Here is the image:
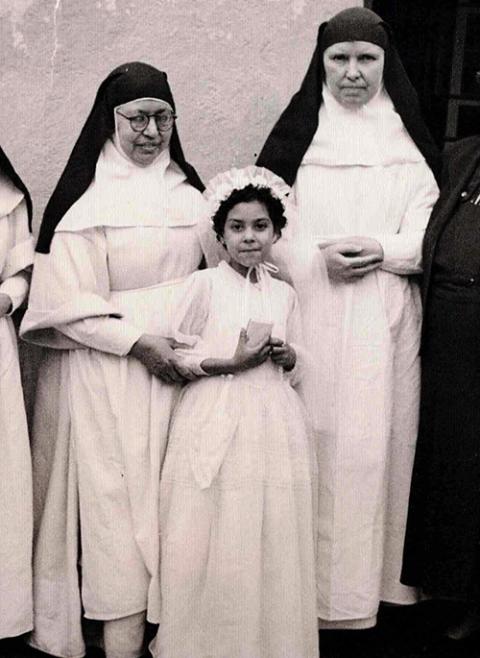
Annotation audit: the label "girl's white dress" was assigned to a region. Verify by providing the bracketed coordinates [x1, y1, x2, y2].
[0, 183, 34, 639]
[150, 261, 319, 658]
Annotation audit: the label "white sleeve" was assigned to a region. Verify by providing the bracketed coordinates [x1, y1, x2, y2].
[0, 199, 34, 313]
[170, 270, 213, 375]
[22, 228, 142, 355]
[374, 162, 439, 275]
[54, 230, 143, 355]
[284, 286, 308, 387]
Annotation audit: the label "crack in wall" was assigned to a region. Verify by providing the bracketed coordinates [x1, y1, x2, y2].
[49, 0, 62, 89]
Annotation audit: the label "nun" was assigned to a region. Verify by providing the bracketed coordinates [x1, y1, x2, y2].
[21, 62, 217, 658]
[0, 147, 34, 640]
[257, 7, 439, 629]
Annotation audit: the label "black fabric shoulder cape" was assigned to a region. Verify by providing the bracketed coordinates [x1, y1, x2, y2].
[36, 62, 204, 253]
[256, 9, 440, 186]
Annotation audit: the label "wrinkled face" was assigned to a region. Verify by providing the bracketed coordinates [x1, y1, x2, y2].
[115, 98, 173, 166]
[323, 41, 384, 107]
[222, 200, 276, 276]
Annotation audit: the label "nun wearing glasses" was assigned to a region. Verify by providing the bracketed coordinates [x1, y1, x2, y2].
[21, 62, 217, 658]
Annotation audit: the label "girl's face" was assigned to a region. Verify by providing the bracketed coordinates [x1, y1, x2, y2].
[323, 40, 384, 107]
[222, 200, 276, 277]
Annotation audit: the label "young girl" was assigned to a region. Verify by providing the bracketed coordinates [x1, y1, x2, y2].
[150, 166, 319, 658]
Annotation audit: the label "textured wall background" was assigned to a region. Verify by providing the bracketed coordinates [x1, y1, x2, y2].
[2, 0, 360, 414]
[0, 0, 359, 233]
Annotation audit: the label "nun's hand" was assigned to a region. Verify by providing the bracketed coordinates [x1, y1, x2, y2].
[0, 293, 12, 318]
[129, 334, 195, 384]
[342, 236, 384, 261]
[323, 241, 383, 282]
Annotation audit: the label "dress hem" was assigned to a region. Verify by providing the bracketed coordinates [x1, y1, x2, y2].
[83, 605, 147, 622]
[318, 615, 377, 630]
[28, 639, 86, 658]
[0, 624, 33, 641]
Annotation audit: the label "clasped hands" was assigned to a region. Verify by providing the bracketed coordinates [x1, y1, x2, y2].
[131, 330, 295, 384]
[321, 236, 384, 282]
[232, 329, 296, 372]
[130, 335, 195, 384]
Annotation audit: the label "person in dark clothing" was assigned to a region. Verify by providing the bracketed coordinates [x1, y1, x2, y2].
[402, 135, 480, 640]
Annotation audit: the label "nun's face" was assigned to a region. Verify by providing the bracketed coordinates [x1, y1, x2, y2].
[115, 98, 173, 166]
[323, 41, 384, 107]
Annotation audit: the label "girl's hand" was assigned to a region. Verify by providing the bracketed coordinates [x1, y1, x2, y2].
[231, 328, 271, 372]
[0, 293, 12, 319]
[269, 337, 296, 371]
[129, 334, 196, 383]
[322, 240, 383, 282]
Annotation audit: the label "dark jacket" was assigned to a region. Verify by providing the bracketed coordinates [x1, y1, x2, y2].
[422, 135, 480, 309]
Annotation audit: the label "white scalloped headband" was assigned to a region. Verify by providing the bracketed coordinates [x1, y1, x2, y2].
[203, 165, 292, 221]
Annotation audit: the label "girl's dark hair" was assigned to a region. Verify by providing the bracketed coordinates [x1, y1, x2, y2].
[212, 184, 287, 242]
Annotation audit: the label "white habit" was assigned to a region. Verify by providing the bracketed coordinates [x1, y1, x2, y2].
[21, 141, 218, 658]
[279, 87, 439, 628]
[0, 180, 34, 639]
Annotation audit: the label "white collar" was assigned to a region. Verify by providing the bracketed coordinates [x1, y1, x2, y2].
[57, 139, 188, 232]
[301, 84, 424, 167]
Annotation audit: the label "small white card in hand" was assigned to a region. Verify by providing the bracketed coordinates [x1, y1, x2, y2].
[246, 320, 273, 344]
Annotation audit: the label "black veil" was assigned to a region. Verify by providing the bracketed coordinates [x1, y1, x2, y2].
[256, 7, 440, 186]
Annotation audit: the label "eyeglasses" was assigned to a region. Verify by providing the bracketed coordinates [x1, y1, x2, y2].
[116, 110, 176, 132]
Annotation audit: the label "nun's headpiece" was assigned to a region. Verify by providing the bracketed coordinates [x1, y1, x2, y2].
[320, 7, 388, 52]
[36, 62, 204, 253]
[256, 7, 440, 185]
[0, 147, 32, 229]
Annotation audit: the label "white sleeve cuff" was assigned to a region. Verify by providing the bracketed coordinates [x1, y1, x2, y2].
[0, 273, 29, 314]
[174, 348, 209, 376]
[372, 232, 424, 275]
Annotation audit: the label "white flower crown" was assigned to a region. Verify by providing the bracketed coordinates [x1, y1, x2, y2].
[204, 165, 291, 220]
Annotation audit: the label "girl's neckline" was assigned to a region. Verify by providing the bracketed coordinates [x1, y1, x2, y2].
[220, 260, 263, 285]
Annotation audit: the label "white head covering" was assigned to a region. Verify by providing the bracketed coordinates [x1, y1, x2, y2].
[301, 84, 425, 168]
[0, 171, 24, 218]
[57, 97, 191, 233]
[57, 138, 184, 232]
[203, 165, 293, 220]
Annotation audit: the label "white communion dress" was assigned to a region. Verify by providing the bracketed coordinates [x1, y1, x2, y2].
[0, 179, 34, 639]
[278, 87, 440, 628]
[20, 141, 218, 658]
[150, 261, 319, 658]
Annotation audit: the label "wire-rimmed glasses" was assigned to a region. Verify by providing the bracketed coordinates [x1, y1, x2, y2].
[116, 110, 176, 132]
